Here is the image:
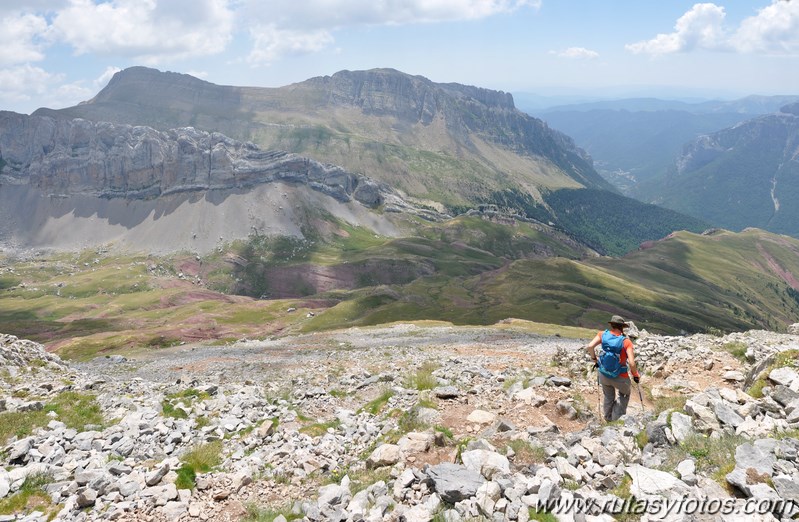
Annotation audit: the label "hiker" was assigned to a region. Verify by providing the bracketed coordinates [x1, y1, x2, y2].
[585, 315, 641, 421]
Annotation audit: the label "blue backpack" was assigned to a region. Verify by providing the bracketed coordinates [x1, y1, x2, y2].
[598, 330, 627, 378]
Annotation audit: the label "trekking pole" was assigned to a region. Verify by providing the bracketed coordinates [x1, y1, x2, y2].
[636, 382, 645, 413]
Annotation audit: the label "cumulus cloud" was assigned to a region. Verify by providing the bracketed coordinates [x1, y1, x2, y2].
[0, 64, 56, 102]
[0, 12, 50, 65]
[0, 64, 95, 111]
[551, 47, 600, 59]
[244, 0, 540, 63]
[94, 66, 122, 90]
[627, 1, 799, 55]
[244, 0, 540, 30]
[626, 3, 728, 55]
[733, 0, 799, 53]
[51, 0, 235, 63]
[247, 25, 335, 65]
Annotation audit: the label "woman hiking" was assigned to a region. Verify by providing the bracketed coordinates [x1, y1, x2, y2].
[585, 315, 641, 421]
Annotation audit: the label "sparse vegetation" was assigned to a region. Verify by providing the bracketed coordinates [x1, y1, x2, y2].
[404, 361, 439, 391]
[176, 441, 224, 490]
[359, 388, 394, 415]
[299, 418, 342, 437]
[722, 341, 748, 362]
[244, 502, 303, 521]
[0, 391, 103, 443]
[506, 439, 548, 464]
[661, 433, 744, 488]
[653, 395, 687, 415]
[0, 473, 54, 518]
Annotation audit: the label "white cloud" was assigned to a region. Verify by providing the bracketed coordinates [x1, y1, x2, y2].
[626, 3, 728, 55]
[247, 25, 335, 65]
[0, 12, 50, 65]
[51, 0, 235, 63]
[0, 64, 56, 102]
[242, 0, 540, 63]
[733, 0, 799, 53]
[0, 64, 99, 112]
[94, 66, 122, 90]
[551, 47, 600, 59]
[244, 0, 540, 30]
[627, 1, 799, 56]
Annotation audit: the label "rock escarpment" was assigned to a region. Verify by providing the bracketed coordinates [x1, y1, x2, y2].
[0, 111, 387, 207]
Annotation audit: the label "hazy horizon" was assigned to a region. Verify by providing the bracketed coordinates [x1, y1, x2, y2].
[1, 1, 798, 114]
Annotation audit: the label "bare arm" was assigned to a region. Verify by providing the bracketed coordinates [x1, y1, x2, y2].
[626, 343, 639, 377]
[586, 333, 602, 362]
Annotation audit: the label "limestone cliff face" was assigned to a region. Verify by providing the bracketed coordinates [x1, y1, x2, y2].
[35, 67, 612, 197]
[0, 111, 385, 206]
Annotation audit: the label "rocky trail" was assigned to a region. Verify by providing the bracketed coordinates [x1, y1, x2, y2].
[3, 323, 799, 521]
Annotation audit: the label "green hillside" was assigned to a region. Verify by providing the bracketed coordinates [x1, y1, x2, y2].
[5, 221, 796, 361]
[300, 228, 799, 335]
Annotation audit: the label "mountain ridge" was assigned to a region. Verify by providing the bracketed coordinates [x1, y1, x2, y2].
[34, 66, 614, 207]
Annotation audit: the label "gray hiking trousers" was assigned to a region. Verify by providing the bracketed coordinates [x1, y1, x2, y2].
[598, 372, 631, 421]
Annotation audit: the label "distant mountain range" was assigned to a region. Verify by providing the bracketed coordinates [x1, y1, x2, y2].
[34, 66, 612, 209]
[11, 66, 709, 256]
[646, 102, 799, 236]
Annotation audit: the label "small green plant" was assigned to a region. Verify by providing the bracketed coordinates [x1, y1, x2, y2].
[634, 430, 649, 449]
[506, 439, 548, 463]
[722, 341, 748, 362]
[328, 389, 350, 399]
[176, 441, 223, 490]
[404, 361, 439, 391]
[358, 388, 394, 415]
[528, 509, 559, 522]
[161, 400, 189, 419]
[299, 418, 341, 437]
[610, 474, 632, 499]
[0, 391, 104, 443]
[434, 425, 453, 440]
[0, 473, 53, 517]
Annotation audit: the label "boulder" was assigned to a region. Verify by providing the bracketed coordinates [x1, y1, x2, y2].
[426, 463, 485, 503]
[433, 386, 461, 399]
[626, 464, 690, 497]
[769, 367, 799, 387]
[366, 444, 402, 469]
[713, 401, 744, 427]
[735, 442, 776, 476]
[669, 412, 694, 442]
[398, 432, 434, 453]
[461, 450, 510, 479]
[466, 410, 497, 424]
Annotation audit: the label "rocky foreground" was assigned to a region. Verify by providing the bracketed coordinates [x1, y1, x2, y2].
[2, 324, 799, 521]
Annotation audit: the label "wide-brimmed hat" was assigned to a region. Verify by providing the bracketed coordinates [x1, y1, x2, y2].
[608, 315, 628, 327]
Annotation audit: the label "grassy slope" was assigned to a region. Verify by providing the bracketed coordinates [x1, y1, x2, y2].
[302, 229, 799, 335]
[4, 222, 799, 360]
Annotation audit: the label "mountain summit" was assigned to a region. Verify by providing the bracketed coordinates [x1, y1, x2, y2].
[36, 67, 613, 208]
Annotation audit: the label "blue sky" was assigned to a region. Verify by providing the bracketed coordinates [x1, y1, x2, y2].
[1, 1, 798, 114]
